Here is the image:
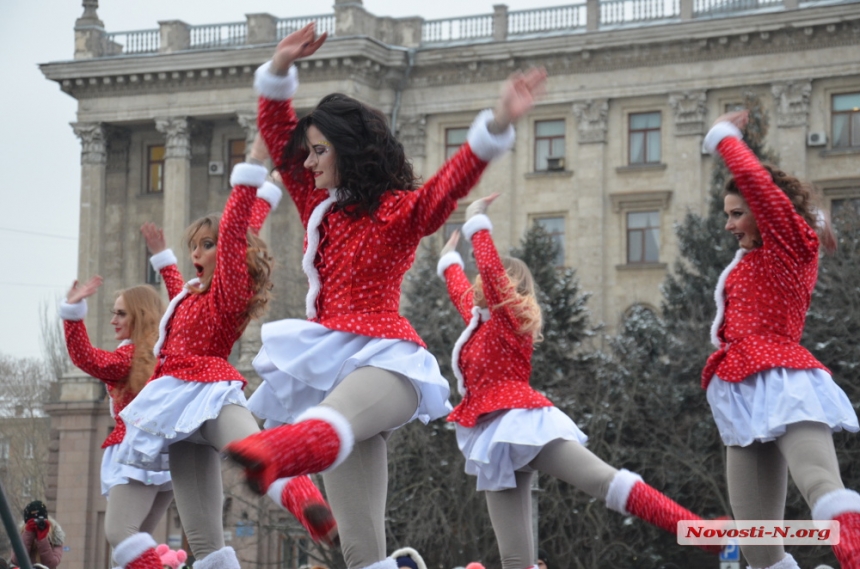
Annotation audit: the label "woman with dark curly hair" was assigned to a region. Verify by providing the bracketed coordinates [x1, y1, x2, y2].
[226, 23, 545, 569]
[702, 110, 859, 569]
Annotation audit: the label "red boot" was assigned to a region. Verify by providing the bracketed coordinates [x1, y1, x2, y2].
[114, 533, 162, 569]
[268, 475, 338, 545]
[812, 488, 860, 569]
[225, 406, 354, 494]
[606, 469, 721, 554]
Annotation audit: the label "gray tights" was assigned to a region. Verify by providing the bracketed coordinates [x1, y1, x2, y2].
[168, 404, 261, 560]
[727, 421, 844, 569]
[318, 366, 420, 569]
[105, 481, 174, 549]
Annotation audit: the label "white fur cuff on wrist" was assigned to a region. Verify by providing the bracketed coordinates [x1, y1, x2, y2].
[256, 182, 283, 211]
[702, 121, 743, 155]
[437, 251, 464, 278]
[467, 109, 516, 162]
[462, 214, 493, 241]
[59, 299, 87, 321]
[254, 61, 299, 101]
[149, 249, 177, 271]
[231, 163, 268, 188]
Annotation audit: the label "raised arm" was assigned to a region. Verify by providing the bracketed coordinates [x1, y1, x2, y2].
[703, 112, 818, 264]
[437, 230, 474, 324]
[142, 223, 184, 298]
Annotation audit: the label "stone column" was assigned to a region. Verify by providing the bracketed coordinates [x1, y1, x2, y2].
[586, 0, 600, 31]
[74, 0, 106, 59]
[771, 80, 811, 179]
[493, 5, 509, 41]
[155, 117, 192, 274]
[159, 20, 190, 53]
[679, 0, 694, 20]
[246, 13, 277, 44]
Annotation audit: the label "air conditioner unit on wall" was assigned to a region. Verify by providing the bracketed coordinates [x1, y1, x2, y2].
[546, 157, 565, 171]
[208, 161, 225, 175]
[807, 132, 827, 147]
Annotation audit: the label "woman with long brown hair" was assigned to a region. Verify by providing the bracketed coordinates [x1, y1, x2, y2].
[60, 278, 173, 563]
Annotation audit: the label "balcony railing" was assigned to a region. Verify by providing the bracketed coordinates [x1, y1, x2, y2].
[422, 14, 495, 43]
[189, 22, 246, 49]
[277, 15, 336, 39]
[694, 0, 783, 16]
[508, 4, 587, 36]
[601, 0, 680, 25]
[105, 29, 160, 55]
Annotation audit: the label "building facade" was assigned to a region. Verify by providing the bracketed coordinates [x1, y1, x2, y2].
[40, 0, 860, 567]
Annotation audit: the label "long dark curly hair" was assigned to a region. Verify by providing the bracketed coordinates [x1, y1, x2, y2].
[284, 93, 419, 218]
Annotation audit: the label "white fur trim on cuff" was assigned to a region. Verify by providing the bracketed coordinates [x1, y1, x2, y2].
[702, 121, 743, 155]
[230, 163, 268, 188]
[114, 532, 156, 567]
[59, 299, 87, 321]
[462, 214, 493, 241]
[437, 251, 464, 279]
[266, 477, 291, 509]
[364, 558, 398, 569]
[390, 548, 428, 569]
[467, 108, 515, 162]
[752, 553, 799, 569]
[605, 469, 644, 515]
[256, 182, 283, 211]
[295, 406, 355, 472]
[194, 546, 240, 569]
[812, 488, 860, 520]
[149, 249, 177, 271]
[254, 61, 299, 101]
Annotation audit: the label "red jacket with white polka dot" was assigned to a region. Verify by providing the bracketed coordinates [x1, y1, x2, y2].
[258, 86, 505, 348]
[440, 216, 553, 427]
[701, 134, 828, 389]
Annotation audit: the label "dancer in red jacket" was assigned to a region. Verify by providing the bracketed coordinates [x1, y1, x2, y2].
[437, 194, 719, 569]
[115, 137, 335, 569]
[225, 23, 545, 569]
[59, 276, 173, 563]
[702, 110, 859, 569]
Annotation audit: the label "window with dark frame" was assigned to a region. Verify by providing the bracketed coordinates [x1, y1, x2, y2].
[445, 128, 469, 160]
[534, 120, 566, 171]
[228, 139, 247, 172]
[533, 216, 565, 266]
[627, 211, 660, 264]
[832, 93, 860, 148]
[628, 112, 661, 165]
[147, 144, 166, 193]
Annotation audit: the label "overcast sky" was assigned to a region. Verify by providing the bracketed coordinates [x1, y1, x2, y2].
[0, 0, 576, 360]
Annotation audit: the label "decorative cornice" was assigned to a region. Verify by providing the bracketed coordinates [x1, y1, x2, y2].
[71, 122, 106, 165]
[668, 90, 707, 136]
[572, 99, 608, 144]
[155, 116, 190, 159]
[771, 79, 812, 128]
[609, 190, 672, 212]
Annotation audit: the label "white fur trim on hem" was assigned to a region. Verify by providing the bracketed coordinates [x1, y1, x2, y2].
[363, 558, 397, 569]
[390, 548, 428, 569]
[812, 488, 860, 520]
[295, 405, 355, 471]
[605, 468, 643, 515]
[702, 121, 743, 155]
[302, 189, 338, 319]
[467, 109, 515, 162]
[255, 61, 299, 101]
[59, 299, 87, 321]
[194, 546, 240, 569]
[437, 251, 464, 278]
[114, 532, 156, 567]
[750, 553, 799, 569]
[230, 163, 268, 188]
[710, 248, 747, 348]
[462, 214, 493, 241]
[257, 182, 283, 211]
[149, 249, 177, 271]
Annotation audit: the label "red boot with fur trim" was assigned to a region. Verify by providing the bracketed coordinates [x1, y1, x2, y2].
[114, 533, 162, 569]
[267, 476, 338, 545]
[812, 488, 860, 569]
[225, 406, 354, 494]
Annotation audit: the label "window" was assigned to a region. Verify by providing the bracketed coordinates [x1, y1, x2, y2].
[0, 439, 8, 461]
[832, 93, 860, 148]
[443, 221, 475, 275]
[280, 534, 310, 569]
[533, 216, 565, 266]
[725, 102, 746, 113]
[144, 251, 162, 286]
[445, 128, 469, 160]
[627, 211, 660, 264]
[24, 440, 34, 459]
[832, 197, 860, 217]
[228, 139, 246, 171]
[629, 112, 661, 165]
[534, 120, 565, 171]
[22, 477, 33, 498]
[147, 145, 166, 193]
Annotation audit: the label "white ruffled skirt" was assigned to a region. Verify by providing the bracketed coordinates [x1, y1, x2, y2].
[248, 319, 452, 428]
[100, 443, 173, 497]
[707, 367, 859, 447]
[456, 406, 589, 492]
[117, 376, 248, 470]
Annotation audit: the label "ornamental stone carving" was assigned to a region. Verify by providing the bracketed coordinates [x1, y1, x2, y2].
[771, 80, 812, 128]
[572, 99, 609, 144]
[668, 90, 707, 136]
[236, 111, 258, 152]
[71, 122, 107, 165]
[155, 116, 191, 159]
[397, 114, 427, 158]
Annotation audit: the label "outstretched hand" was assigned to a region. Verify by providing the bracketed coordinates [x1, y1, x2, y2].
[466, 192, 500, 220]
[141, 222, 166, 254]
[66, 276, 103, 305]
[491, 68, 547, 133]
[713, 109, 749, 131]
[441, 230, 460, 257]
[272, 22, 327, 75]
[249, 134, 270, 164]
